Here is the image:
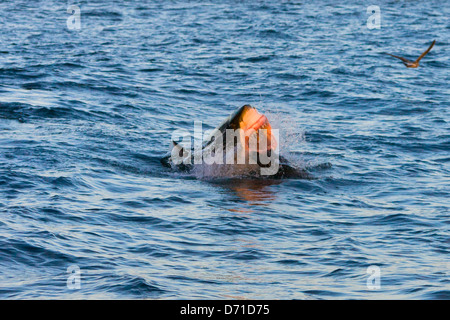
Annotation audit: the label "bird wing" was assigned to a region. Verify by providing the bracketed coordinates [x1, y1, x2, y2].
[414, 40, 436, 64]
[385, 53, 413, 64]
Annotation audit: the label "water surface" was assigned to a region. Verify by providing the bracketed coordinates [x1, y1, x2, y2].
[0, 0, 449, 299]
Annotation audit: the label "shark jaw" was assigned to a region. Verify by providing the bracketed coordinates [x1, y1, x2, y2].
[236, 105, 277, 154]
[167, 105, 281, 176]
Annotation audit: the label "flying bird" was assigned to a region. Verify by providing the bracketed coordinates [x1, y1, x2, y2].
[385, 40, 436, 68]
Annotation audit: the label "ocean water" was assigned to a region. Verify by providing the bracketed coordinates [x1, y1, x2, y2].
[0, 0, 449, 299]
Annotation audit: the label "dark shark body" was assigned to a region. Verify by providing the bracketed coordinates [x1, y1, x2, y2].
[161, 105, 310, 179]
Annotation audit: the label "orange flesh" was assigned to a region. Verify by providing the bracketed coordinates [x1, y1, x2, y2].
[238, 107, 277, 152]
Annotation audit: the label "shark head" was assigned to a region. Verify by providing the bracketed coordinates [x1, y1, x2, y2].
[205, 105, 277, 154]
[164, 105, 281, 176]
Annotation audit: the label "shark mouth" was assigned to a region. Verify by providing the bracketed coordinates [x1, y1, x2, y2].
[237, 106, 277, 153]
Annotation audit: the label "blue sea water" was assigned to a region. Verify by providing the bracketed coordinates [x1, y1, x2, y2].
[0, 0, 449, 299]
